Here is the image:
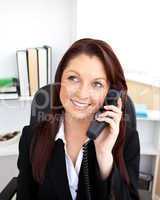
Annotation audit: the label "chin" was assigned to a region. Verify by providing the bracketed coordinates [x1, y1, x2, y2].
[69, 109, 94, 121]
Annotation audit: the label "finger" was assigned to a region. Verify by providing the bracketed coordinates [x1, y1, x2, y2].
[98, 111, 122, 122]
[96, 116, 116, 129]
[117, 97, 122, 109]
[104, 104, 122, 114]
[98, 111, 116, 118]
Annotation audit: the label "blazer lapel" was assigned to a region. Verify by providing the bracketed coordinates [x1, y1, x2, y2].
[46, 139, 72, 199]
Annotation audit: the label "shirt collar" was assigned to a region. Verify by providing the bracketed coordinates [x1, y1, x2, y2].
[55, 117, 90, 144]
[55, 117, 66, 144]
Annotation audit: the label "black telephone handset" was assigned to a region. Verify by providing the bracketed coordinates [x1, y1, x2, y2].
[87, 89, 121, 140]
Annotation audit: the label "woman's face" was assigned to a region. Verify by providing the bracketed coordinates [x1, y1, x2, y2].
[60, 54, 110, 120]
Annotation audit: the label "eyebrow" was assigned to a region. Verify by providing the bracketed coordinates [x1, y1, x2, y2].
[65, 70, 107, 81]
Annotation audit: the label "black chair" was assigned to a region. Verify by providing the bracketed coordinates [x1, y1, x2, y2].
[0, 84, 137, 200]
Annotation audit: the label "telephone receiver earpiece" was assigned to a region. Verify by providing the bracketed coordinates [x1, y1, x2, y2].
[87, 88, 122, 140]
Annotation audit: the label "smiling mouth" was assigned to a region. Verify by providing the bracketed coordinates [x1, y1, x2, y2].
[71, 99, 91, 109]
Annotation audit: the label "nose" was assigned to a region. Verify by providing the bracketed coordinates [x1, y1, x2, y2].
[76, 83, 90, 100]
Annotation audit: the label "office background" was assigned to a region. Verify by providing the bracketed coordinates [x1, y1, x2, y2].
[0, 0, 160, 199]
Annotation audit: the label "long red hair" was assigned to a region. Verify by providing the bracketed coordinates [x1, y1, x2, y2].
[30, 38, 129, 185]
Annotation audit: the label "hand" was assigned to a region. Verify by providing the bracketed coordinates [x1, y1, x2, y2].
[94, 97, 122, 154]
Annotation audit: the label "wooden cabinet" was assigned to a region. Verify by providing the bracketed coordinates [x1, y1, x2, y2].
[154, 156, 160, 199]
[127, 80, 160, 199]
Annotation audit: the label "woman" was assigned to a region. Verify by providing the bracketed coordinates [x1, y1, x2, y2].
[16, 38, 140, 200]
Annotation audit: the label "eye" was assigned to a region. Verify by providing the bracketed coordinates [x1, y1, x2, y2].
[93, 81, 104, 88]
[67, 75, 79, 82]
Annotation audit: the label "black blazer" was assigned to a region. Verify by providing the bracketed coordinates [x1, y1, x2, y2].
[16, 125, 140, 200]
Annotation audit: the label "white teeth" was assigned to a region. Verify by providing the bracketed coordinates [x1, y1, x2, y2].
[71, 100, 89, 108]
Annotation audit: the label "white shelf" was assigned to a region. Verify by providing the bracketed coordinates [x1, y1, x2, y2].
[18, 96, 33, 101]
[137, 118, 160, 122]
[137, 110, 160, 121]
[0, 96, 33, 101]
[141, 144, 160, 156]
[0, 142, 19, 156]
[0, 133, 21, 156]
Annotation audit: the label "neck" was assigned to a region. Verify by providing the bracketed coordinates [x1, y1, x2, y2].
[64, 112, 94, 141]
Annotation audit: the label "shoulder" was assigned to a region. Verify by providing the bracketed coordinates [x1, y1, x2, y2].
[19, 125, 36, 150]
[125, 126, 139, 146]
[21, 125, 34, 140]
[123, 126, 140, 159]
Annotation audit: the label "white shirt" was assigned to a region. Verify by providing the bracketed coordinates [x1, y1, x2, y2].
[55, 118, 89, 200]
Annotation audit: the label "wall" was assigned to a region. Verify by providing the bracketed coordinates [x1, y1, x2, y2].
[76, 0, 160, 85]
[0, 0, 77, 80]
[0, 0, 77, 192]
[0, 0, 77, 132]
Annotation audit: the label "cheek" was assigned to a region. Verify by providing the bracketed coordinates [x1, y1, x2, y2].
[60, 83, 76, 104]
[60, 85, 68, 104]
[90, 93, 107, 112]
[91, 86, 109, 110]
[63, 79, 80, 95]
